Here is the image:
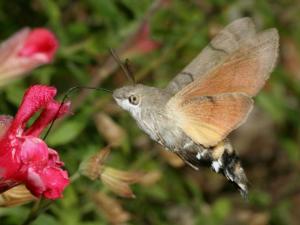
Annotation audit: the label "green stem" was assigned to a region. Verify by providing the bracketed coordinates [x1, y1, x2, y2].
[21, 199, 52, 225]
[70, 171, 81, 182]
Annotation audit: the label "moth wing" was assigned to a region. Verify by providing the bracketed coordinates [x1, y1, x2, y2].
[165, 17, 256, 94]
[167, 93, 253, 147]
[176, 28, 279, 98]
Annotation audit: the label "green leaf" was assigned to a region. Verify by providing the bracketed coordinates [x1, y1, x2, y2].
[32, 214, 58, 225]
[4, 81, 27, 106]
[281, 139, 300, 161]
[47, 120, 86, 146]
[212, 198, 232, 221]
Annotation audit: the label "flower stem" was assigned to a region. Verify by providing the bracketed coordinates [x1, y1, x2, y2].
[70, 171, 81, 182]
[21, 199, 52, 225]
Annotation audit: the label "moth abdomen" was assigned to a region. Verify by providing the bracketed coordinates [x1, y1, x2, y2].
[211, 143, 248, 198]
[176, 139, 248, 198]
[223, 153, 248, 198]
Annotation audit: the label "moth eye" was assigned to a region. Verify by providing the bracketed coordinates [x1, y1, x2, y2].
[128, 95, 139, 105]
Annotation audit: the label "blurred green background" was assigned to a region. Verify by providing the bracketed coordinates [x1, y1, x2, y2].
[1, 0, 300, 224]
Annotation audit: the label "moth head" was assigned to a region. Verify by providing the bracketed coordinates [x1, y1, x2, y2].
[113, 84, 169, 119]
[113, 84, 146, 114]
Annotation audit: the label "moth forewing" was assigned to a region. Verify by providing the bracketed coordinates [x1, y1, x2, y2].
[165, 17, 257, 94]
[253, 28, 279, 80]
[171, 29, 279, 100]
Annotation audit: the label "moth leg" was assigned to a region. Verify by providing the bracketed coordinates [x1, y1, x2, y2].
[176, 147, 212, 171]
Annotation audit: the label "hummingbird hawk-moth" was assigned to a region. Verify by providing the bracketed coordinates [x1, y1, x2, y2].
[113, 18, 279, 197]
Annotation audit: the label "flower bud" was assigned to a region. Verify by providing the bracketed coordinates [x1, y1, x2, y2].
[0, 28, 58, 86]
[0, 185, 36, 207]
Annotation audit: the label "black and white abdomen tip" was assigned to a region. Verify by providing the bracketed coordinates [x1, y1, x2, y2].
[211, 149, 248, 198]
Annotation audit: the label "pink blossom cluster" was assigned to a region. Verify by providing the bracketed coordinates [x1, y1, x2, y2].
[0, 28, 69, 199]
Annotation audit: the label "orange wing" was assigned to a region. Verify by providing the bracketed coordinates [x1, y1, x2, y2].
[166, 21, 278, 147]
[165, 17, 257, 94]
[175, 29, 279, 98]
[167, 93, 253, 147]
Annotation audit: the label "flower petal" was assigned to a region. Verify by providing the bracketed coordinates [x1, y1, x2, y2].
[124, 22, 160, 57]
[0, 29, 59, 86]
[40, 167, 69, 199]
[0, 144, 23, 181]
[48, 148, 64, 167]
[25, 100, 71, 137]
[10, 85, 57, 133]
[26, 167, 45, 197]
[0, 28, 30, 64]
[18, 28, 58, 63]
[20, 137, 49, 166]
[0, 180, 19, 194]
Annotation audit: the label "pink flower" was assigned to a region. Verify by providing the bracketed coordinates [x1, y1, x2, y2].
[0, 85, 70, 199]
[133, 23, 160, 53]
[0, 28, 58, 86]
[18, 29, 58, 62]
[124, 22, 160, 58]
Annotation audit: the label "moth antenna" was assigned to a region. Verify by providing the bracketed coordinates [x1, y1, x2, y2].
[43, 86, 112, 140]
[125, 58, 135, 84]
[109, 48, 135, 84]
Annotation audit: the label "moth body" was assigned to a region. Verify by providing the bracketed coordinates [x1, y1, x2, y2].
[113, 84, 248, 196]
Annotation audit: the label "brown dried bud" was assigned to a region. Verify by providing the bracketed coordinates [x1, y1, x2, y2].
[93, 192, 131, 224]
[0, 185, 36, 207]
[79, 147, 110, 180]
[101, 167, 143, 198]
[80, 147, 144, 198]
[139, 170, 162, 186]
